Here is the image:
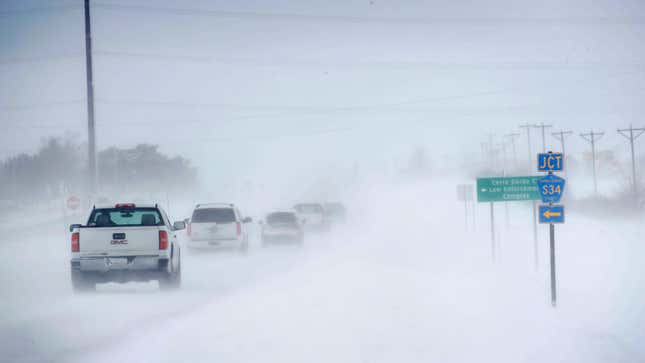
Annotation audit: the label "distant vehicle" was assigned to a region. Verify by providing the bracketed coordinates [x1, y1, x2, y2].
[323, 202, 347, 224]
[186, 203, 252, 253]
[293, 203, 328, 231]
[260, 211, 304, 246]
[69, 203, 184, 292]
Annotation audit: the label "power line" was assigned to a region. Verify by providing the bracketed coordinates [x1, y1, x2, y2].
[93, 50, 645, 70]
[0, 54, 83, 65]
[0, 4, 79, 17]
[95, 89, 519, 112]
[0, 99, 84, 111]
[91, 3, 645, 26]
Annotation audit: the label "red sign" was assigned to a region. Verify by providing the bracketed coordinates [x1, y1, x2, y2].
[67, 196, 81, 210]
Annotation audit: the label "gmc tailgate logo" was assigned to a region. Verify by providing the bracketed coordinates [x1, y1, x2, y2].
[111, 233, 127, 245]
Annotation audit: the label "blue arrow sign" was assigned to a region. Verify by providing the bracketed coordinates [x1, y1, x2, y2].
[539, 205, 565, 224]
[537, 174, 566, 203]
[537, 153, 564, 172]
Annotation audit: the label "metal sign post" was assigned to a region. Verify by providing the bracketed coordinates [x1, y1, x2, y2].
[532, 200, 538, 270]
[537, 152, 566, 307]
[457, 184, 475, 231]
[549, 223, 556, 305]
[477, 176, 541, 263]
[490, 202, 495, 261]
[464, 197, 469, 231]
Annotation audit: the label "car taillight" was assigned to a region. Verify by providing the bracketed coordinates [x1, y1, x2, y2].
[71, 232, 80, 252]
[236, 222, 241, 236]
[187, 223, 191, 236]
[159, 230, 168, 250]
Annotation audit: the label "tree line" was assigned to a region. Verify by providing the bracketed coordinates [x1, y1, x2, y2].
[0, 137, 197, 203]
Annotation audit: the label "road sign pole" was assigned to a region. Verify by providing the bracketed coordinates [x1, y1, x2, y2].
[457, 184, 475, 231]
[537, 151, 565, 308]
[464, 198, 469, 231]
[477, 176, 542, 264]
[532, 200, 538, 270]
[490, 202, 496, 262]
[549, 222, 557, 307]
[472, 199, 476, 231]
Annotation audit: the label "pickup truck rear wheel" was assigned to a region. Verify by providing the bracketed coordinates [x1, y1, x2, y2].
[159, 255, 181, 291]
[239, 239, 249, 255]
[70, 270, 95, 292]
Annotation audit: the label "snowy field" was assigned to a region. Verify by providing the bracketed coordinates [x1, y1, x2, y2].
[0, 178, 643, 363]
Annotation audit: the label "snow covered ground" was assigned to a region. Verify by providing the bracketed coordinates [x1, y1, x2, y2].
[0, 178, 643, 363]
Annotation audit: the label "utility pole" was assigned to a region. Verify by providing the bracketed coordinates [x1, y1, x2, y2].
[84, 0, 96, 194]
[535, 122, 553, 152]
[580, 130, 605, 196]
[499, 141, 508, 167]
[487, 133, 496, 171]
[480, 142, 488, 167]
[551, 130, 573, 178]
[505, 132, 520, 168]
[520, 123, 539, 270]
[519, 124, 537, 171]
[617, 125, 645, 197]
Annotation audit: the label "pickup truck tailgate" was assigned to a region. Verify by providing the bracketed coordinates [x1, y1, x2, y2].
[79, 227, 161, 256]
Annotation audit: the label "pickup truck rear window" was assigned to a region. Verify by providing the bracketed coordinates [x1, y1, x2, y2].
[191, 208, 236, 223]
[87, 208, 164, 227]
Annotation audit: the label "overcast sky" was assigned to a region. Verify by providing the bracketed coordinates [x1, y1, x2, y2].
[1, 0, 645, 183]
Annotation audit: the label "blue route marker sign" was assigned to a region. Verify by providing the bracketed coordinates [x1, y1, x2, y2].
[537, 174, 566, 204]
[537, 153, 564, 172]
[539, 205, 565, 224]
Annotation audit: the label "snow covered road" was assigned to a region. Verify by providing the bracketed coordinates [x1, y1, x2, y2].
[1, 180, 644, 363]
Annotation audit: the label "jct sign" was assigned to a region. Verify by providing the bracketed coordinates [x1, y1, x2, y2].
[537, 153, 564, 172]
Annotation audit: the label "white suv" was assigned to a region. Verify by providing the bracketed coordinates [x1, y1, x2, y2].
[294, 203, 329, 232]
[187, 203, 252, 253]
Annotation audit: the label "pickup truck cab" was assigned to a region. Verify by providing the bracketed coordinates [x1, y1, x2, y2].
[69, 203, 184, 291]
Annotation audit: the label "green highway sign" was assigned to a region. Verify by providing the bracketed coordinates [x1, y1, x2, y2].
[476, 176, 541, 202]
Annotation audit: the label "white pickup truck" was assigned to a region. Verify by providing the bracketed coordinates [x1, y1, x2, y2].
[69, 203, 184, 291]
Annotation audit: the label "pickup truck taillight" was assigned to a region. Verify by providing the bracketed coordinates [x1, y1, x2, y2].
[71, 232, 80, 252]
[159, 230, 168, 250]
[115, 203, 136, 209]
[236, 222, 241, 236]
